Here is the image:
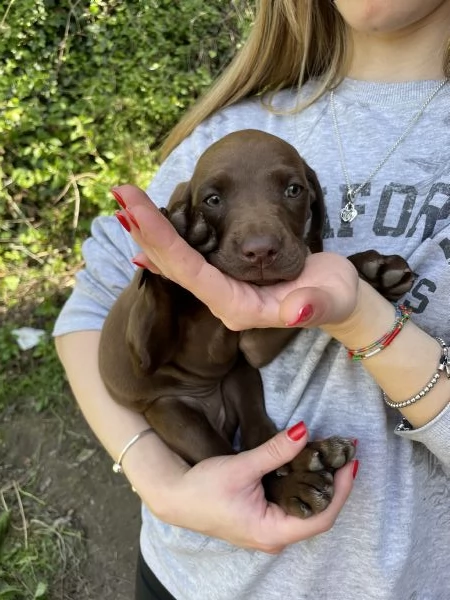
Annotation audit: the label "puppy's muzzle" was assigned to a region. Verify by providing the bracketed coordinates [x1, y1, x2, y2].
[239, 234, 281, 268]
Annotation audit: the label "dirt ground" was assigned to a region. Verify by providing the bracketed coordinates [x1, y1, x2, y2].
[1, 393, 142, 599]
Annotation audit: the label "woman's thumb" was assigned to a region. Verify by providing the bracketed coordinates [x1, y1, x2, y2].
[238, 422, 308, 479]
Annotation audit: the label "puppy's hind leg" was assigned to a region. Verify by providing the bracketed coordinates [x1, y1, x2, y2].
[144, 397, 236, 466]
[222, 357, 278, 452]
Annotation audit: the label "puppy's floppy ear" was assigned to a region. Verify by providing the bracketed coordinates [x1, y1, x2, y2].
[304, 164, 325, 254]
[126, 270, 179, 376]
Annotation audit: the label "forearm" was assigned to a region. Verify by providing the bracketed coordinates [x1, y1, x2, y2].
[54, 331, 356, 550]
[54, 330, 187, 515]
[323, 280, 450, 429]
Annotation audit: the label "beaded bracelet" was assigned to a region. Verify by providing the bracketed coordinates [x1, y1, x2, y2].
[346, 304, 412, 361]
[383, 337, 450, 409]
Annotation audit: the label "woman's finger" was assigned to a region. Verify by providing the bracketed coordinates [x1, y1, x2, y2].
[131, 253, 162, 275]
[114, 186, 234, 301]
[279, 286, 354, 328]
[279, 287, 333, 327]
[233, 422, 309, 480]
[114, 185, 283, 328]
[278, 255, 359, 328]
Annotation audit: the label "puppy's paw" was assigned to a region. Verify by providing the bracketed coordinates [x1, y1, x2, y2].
[162, 204, 189, 239]
[348, 250, 415, 301]
[162, 205, 218, 255]
[263, 436, 355, 518]
[186, 211, 218, 254]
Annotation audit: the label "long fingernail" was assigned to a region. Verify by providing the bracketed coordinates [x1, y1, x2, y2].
[111, 188, 126, 208]
[115, 210, 131, 232]
[131, 258, 147, 269]
[126, 209, 140, 230]
[352, 460, 359, 479]
[286, 304, 314, 327]
[287, 421, 307, 441]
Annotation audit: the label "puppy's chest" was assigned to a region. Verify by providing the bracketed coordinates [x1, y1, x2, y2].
[175, 303, 240, 375]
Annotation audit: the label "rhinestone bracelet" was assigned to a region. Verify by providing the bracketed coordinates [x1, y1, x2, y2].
[383, 337, 450, 409]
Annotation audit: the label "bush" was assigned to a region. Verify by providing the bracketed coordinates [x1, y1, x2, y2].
[0, 0, 253, 308]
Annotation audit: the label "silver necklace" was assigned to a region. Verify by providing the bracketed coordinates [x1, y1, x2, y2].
[330, 79, 448, 223]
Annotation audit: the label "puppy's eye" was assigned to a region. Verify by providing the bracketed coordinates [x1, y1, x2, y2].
[284, 184, 302, 198]
[203, 194, 221, 207]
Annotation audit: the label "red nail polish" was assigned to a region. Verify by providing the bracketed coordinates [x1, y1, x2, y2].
[126, 209, 140, 230]
[287, 304, 314, 327]
[352, 460, 359, 479]
[115, 210, 131, 232]
[352, 439, 358, 447]
[111, 189, 126, 208]
[131, 258, 147, 269]
[287, 421, 307, 442]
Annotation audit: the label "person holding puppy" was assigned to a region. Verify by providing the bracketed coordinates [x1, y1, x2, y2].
[54, 1, 450, 599]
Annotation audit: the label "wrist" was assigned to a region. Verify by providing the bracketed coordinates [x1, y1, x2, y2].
[120, 431, 188, 521]
[322, 280, 396, 348]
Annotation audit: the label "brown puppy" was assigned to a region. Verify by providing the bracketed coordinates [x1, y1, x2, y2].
[99, 130, 414, 518]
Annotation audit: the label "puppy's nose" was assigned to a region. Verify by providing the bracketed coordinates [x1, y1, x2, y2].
[240, 235, 281, 265]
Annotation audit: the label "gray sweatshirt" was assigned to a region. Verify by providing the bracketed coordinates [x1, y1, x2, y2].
[54, 79, 450, 600]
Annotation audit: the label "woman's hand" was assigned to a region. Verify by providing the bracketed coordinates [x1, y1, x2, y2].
[130, 423, 357, 553]
[112, 184, 360, 331]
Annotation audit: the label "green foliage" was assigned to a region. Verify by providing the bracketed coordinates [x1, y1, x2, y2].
[0, 492, 84, 599]
[0, 326, 66, 413]
[1, 0, 252, 295]
[0, 326, 20, 364]
[0, 4, 254, 596]
[0, 0, 253, 417]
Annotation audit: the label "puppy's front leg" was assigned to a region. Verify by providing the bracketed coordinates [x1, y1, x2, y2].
[348, 250, 415, 301]
[239, 328, 299, 369]
[144, 397, 235, 466]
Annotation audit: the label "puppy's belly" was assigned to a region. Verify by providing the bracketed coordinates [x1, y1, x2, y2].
[165, 388, 231, 436]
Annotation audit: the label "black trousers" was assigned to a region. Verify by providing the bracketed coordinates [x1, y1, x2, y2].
[135, 550, 177, 600]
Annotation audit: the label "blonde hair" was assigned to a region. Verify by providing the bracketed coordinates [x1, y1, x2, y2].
[161, 0, 450, 160]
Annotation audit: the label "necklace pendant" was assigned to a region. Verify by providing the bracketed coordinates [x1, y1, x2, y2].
[340, 201, 358, 223]
[331, 80, 449, 226]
